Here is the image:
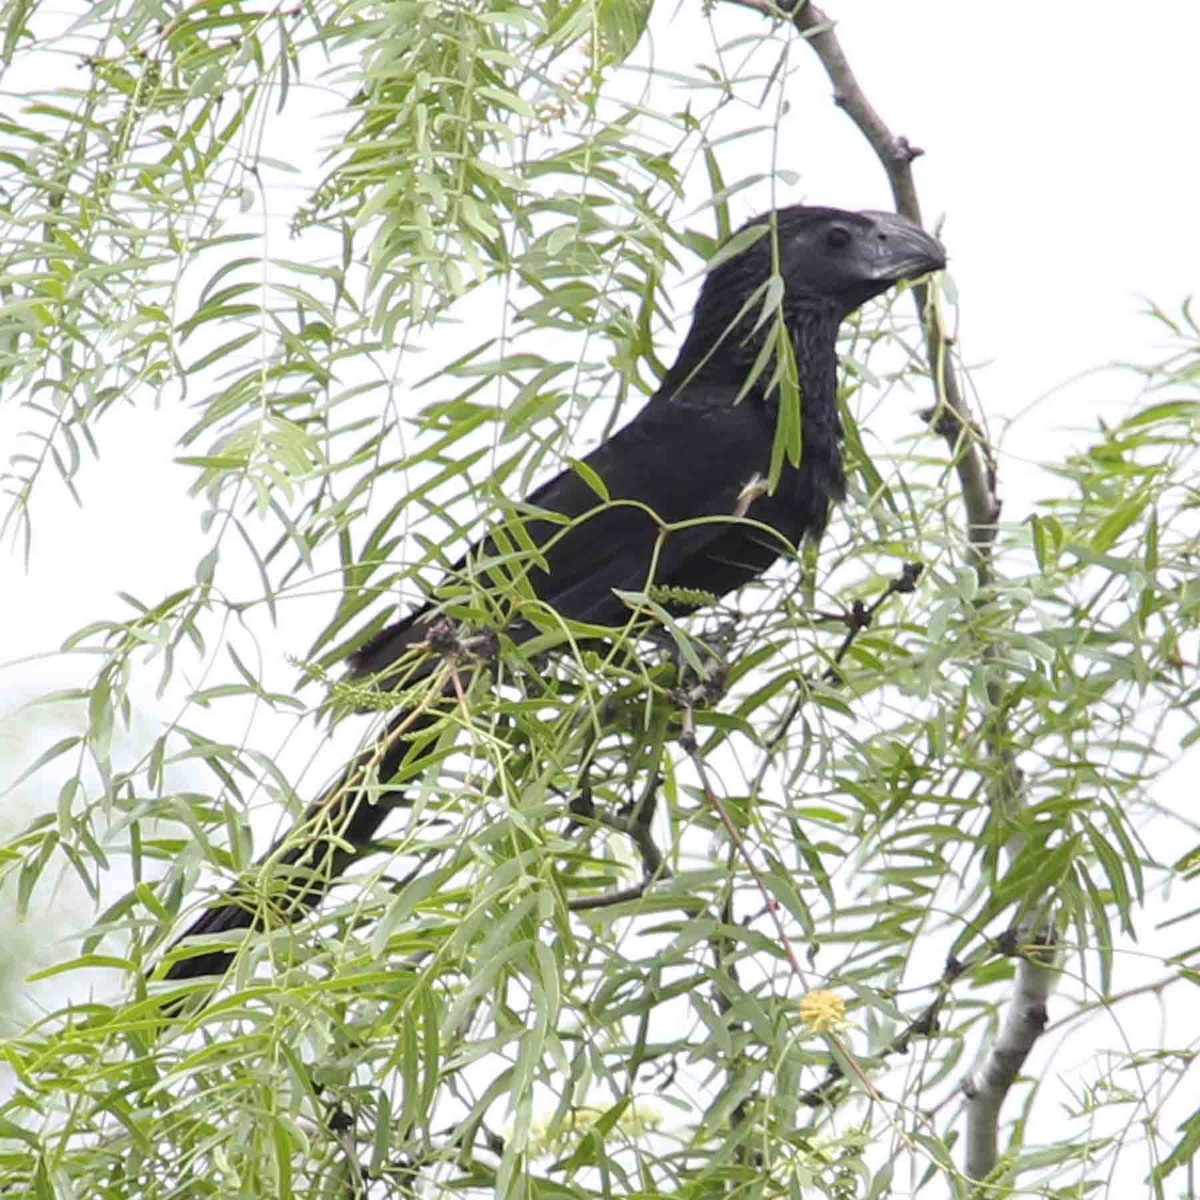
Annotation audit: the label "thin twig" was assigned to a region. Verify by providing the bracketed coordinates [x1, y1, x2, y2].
[1043, 972, 1180, 1036]
[565, 785, 674, 911]
[823, 559, 922, 681]
[747, 560, 924, 805]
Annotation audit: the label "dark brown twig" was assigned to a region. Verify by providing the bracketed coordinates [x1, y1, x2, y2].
[797, 932, 1022, 1108]
[745, 561, 925, 811]
[822, 559, 922, 681]
[565, 784, 672, 911]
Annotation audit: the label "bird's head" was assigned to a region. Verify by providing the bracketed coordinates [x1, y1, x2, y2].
[701, 205, 946, 331]
[774, 206, 946, 317]
[666, 204, 946, 393]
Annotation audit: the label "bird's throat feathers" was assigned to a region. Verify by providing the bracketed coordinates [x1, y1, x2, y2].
[786, 305, 841, 421]
[786, 307, 847, 522]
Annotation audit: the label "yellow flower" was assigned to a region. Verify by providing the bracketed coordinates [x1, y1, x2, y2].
[799, 990, 847, 1033]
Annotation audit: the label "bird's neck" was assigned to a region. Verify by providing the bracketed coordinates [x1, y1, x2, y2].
[785, 306, 847, 528]
[656, 302, 847, 537]
[661, 299, 841, 403]
[787, 304, 841, 421]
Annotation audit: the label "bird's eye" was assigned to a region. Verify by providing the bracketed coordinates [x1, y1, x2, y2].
[826, 225, 852, 250]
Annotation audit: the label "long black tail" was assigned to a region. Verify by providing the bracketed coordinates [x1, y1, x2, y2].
[162, 705, 434, 981]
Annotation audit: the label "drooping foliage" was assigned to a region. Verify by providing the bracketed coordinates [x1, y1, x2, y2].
[0, 4, 1198, 1198]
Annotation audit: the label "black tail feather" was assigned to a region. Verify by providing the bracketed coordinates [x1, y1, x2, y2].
[161, 708, 431, 981]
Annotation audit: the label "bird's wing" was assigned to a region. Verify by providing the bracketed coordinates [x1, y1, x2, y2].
[488, 385, 785, 625]
[350, 387, 789, 678]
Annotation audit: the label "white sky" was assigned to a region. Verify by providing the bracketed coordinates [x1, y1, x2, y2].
[1, 0, 1198, 1183]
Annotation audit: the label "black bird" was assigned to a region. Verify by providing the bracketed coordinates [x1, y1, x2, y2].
[162, 205, 945, 981]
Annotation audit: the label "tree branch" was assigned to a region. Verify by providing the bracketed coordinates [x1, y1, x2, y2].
[722, 0, 1039, 1178]
[788, 1, 1000, 583]
[963, 931, 1058, 1182]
